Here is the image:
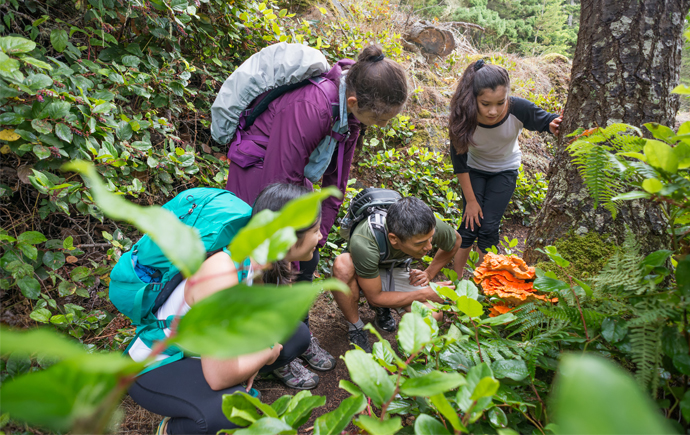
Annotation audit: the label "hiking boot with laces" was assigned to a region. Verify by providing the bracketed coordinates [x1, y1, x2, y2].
[272, 359, 319, 390]
[348, 327, 372, 353]
[371, 305, 397, 332]
[301, 335, 337, 371]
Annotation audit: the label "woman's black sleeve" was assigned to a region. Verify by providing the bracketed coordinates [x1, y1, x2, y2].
[510, 97, 559, 133]
[449, 143, 469, 174]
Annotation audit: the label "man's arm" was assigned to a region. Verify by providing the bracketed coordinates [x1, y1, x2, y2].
[424, 230, 462, 281]
[358, 275, 443, 309]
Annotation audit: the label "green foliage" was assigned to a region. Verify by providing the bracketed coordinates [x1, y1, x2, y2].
[509, 165, 548, 221]
[552, 354, 675, 434]
[449, 0, 579, 56]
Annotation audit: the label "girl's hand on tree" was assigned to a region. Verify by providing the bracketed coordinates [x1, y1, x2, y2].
[550, 115, 563, 135]
[463, 201, 483, 231]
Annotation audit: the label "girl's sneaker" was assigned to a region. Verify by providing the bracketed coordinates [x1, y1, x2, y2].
[301, 336, 337, 371]
[273, 360, 319, 390]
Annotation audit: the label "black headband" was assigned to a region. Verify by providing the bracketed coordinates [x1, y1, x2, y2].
[474, 59, 485, 71]
[371, 54, 385, 62]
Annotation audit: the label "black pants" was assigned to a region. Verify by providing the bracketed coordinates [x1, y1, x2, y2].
[458, 168, 518, 253]
[128, 322, 311, 434]
[296, 248, 319, 328]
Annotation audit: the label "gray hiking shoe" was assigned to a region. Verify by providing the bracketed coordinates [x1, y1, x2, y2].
[348, 327, 372, 353]
[302, 336, 337, 371]
[273, 359, 319, 390]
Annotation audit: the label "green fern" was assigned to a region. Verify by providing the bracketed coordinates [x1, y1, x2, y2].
[538, 305, 606, 331]
[567, 123, 644, 217]
[592, 232, 653, 296]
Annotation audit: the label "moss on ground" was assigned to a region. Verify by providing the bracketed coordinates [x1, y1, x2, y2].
[534, 231, 617, 281]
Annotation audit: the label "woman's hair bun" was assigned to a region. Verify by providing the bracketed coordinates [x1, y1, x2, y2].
[357, 44, 384, 62]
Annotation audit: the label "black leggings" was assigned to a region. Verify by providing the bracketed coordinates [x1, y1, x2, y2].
[458, 168, 518, 252]
[297, 248, 320, 328]
[128, 322, 311, 434]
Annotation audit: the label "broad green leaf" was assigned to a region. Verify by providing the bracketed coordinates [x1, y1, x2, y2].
[470, 376, 499, 400]
[354, 415, 401, 435]
[342, 349, 395, 407]
[641, 250, 673, 268]
[456, 363, 493, 412]
[63, 161, 205, 277]
[29, 308, 52, 323]
[24, 73, 53, 90]
[18, 231, 46, 245]
[489, 407, 508, 428]
[400, 371, 466, 397]
[21, 56, 52, 70]
[601, 318, 628, 343]
[17, 241, 37, 260]
[270, 395, 292, 416]
[645, 139, 678, 173]
[429, 393, 466, 432]
[398, 311, 431, 354]
[455, 295, 482, 318]
[641, 178, 663, 193]
[455, 280, 479, 299]
[674, 142, 690, 169]
[491, 359, 529, 381]
[17, 276, 40, 299]
[433, 282, 458, 301]
[55, 123, 73, 143]
[41, 101, 71, 120]
[43, 251, 65, 270]
[33, 144, 51, 160]
[338, 379, 363, 396]
[533, 275, 569, 293]
[173, 279, 346, 358]
[677, 256, 690, 298]
[229, 187, 341, 264]
[0, 52, 20, 75]
[552, 354, 675, 434]
[282, 393, 326, 428]
[478, 312, 516, 326]
[414, 414, 451, 435]
[221, 393, 261, 426]
[50, 29, 68, 52]
[0, 350, 142, 433]
[0, 327, 84, 359]
[0, 36, 36, 54]
[313, 395, 367, 435]
[223, 417, 295, 435]
[645, 122, 676, 142]
[58, 281, 77, 297]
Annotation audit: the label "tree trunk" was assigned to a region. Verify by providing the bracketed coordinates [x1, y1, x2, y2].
[524, 0, 690, 262]
[405, 20, 456, 56]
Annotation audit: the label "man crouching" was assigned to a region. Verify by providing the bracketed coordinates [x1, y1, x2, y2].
[331, 197, 461, 352]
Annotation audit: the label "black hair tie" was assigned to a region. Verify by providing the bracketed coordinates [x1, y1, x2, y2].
[474, 59, 485, 71]
[371, 54, 385, 62]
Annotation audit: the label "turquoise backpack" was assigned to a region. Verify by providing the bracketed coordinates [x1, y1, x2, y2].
[109, 187, 252, 364]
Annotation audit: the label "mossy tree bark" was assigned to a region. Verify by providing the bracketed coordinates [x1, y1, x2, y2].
[524, 0, 690, 262]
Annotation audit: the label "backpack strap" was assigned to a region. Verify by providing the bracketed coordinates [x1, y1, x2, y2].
[367, 212, 390, 264]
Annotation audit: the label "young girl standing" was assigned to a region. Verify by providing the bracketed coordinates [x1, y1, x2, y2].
[448, 60, 562, 277]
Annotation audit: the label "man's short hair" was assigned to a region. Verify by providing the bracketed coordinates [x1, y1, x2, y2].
[386, 197, 436, 241]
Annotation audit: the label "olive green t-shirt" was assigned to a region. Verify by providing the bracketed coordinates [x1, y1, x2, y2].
[349, 216, 456, 279]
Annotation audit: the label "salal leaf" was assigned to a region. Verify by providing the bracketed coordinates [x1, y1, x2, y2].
[398, 311, 431, 354]
[63, 160, 205, 277]
[354, 415, 401, 435]
[414, 414, 452, 435]
[342, 349, 395, 408]
[172, 279, 347, 358]
[313, 394, 366, 435]
[400, 371, 466, 397]
[229, 187, 341, 264]
[552, 354, 675, 434]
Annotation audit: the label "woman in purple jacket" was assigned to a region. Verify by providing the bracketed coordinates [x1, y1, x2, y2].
[224, 45, 408, 387]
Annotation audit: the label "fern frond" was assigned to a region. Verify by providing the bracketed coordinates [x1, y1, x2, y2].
[567, 123, 643, 216]
[593, 232, 655, 296]
[538, 306, 606, 331]
[506, 302, 550, 339]
[629, 320, 663, 394]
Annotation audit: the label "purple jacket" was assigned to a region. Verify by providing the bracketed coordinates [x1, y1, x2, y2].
[225, 59, 361, 246]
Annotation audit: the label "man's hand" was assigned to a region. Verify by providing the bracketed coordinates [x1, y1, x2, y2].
[549, 115, 563, 135]
[409, 269, 431, 287]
